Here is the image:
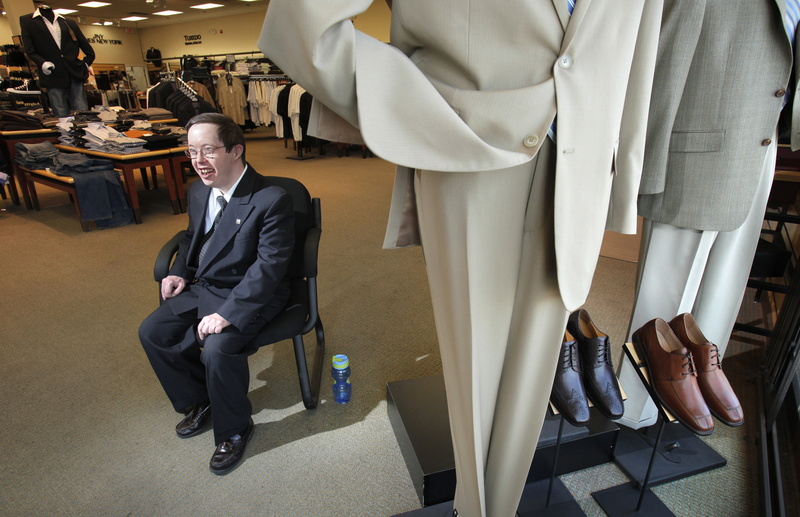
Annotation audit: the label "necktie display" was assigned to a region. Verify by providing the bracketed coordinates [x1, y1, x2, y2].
[197, 196, 227, 265]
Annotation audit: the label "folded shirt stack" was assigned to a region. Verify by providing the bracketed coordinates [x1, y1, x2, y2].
[83, 122, 147, 154]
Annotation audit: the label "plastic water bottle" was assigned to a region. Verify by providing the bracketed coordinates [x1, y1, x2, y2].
[332, 354, 351, 404]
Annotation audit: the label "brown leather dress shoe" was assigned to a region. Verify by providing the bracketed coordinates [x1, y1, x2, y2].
[669, 313, 743, 427]
[567, 309, 624, 419]
[209, 418, 255, 475]
[176, 403, 212, 438]
[550, 331, 590, 427]
[632, 318, 714, 436]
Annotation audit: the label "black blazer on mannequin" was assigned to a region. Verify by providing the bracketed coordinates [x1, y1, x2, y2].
[19, 9, 95, 90]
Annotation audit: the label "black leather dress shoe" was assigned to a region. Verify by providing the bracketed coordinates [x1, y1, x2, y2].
[209, 418, 254, 475]
[567, 309, 624, 420]
[175, 403, 212, 438]
[550, 331, 590, 427]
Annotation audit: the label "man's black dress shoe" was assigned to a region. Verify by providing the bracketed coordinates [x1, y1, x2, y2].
[209, 418, 254, 475]
[176, 403, 212, 438]
[550, 331, 590, 427]
[567, 309, 625, 420]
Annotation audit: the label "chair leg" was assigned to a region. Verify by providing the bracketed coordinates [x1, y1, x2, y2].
[292, 319, 326, 410]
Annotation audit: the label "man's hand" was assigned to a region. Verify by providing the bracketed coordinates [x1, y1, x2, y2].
[161, 275, 186, 300]
[197, 313, 231, 340]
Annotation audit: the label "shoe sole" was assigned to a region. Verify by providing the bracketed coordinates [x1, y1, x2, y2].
[632, 331, 714, 437]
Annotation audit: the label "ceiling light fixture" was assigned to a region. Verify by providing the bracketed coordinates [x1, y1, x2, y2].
[78, 1, 112, 7]
[121, 16, 148, 21]
[153, 10, 183, 16]
[53, 8, 78, 15]
[191, 3, 224, 9]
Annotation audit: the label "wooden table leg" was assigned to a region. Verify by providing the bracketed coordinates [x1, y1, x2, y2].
[12, 162, 34, 210]
[159, 160, 180, 215]
[170, 155, 188, 213]
[120, 165, 142, 224]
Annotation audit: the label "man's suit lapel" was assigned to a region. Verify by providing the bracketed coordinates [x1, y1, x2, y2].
[195, 168, 256, 277]
[32, 16, 58, 53]
[556, 0, 592, 51]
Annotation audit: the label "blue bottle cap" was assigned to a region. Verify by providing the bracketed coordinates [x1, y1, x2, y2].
[332, 354, 349, 369]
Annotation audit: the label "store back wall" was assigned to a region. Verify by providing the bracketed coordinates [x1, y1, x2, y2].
[137, 3, 391, 68]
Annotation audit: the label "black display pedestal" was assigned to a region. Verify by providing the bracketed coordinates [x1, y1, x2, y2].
[613, 419, 726, 488]
[393, 476, 585, 517]
[386, 373, 617, 508]
[592, 482, 674, 517]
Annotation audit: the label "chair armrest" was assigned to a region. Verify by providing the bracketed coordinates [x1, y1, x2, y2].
[154, 230, 186, 282]
[304, 226, 321, 278]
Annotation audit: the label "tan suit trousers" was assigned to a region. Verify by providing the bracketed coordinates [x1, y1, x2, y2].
[414, 138, 569, 517]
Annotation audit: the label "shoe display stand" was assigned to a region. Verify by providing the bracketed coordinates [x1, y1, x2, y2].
[610, 344, 726, 489]
[592, 343, 725, 516]
[387, 373, 617, 511]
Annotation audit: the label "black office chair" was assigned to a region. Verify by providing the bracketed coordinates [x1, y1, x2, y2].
[153, 176, 325, 409]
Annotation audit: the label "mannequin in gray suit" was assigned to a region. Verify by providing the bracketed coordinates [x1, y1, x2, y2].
[619, 0, 800, 429]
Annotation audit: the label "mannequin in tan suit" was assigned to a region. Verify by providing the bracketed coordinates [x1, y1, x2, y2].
[259, 1, 663, 515]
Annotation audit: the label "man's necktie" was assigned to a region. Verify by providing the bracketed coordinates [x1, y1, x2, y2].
[197, 196, 227, 266]
[548, 0, 576, 142]
[786, 0, 799, 44]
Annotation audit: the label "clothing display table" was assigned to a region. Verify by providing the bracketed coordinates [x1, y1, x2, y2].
[17, 165, 125, 231]
[0, 128, 61, 207]
[55, 144, 188, 220]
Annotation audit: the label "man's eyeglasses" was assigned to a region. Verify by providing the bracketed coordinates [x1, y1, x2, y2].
[185, 145, 226, 159]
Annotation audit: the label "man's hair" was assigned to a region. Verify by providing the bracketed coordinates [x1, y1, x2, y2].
[186, 113, 246, 164]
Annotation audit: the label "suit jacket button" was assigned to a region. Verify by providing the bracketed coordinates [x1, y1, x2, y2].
[523, 134, 539, 148]
[762, 139, 772, 146]
[558, 54, 573, 69]
[776, 89, 787, 97]
[231, 269, 237, 274]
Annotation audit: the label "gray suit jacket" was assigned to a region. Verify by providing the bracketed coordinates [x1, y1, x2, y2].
[259, 0, 663, 311]
[638, 0, 799, 231]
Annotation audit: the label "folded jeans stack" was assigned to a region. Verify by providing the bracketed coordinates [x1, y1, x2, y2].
[15, 140, 59, 169]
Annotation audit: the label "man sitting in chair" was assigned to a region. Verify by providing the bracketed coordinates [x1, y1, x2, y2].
[139, 112, 294, 474]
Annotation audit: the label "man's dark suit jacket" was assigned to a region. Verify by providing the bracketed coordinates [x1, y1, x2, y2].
[19, 12, 96, 90]
[166, 166, 295, 332]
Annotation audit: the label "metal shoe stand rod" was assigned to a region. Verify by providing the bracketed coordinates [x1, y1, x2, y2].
[590, 344, 675, 517]
[516, 409, 586, 517]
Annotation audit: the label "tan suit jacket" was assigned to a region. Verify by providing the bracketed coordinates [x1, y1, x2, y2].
[259, 0, 663, 310]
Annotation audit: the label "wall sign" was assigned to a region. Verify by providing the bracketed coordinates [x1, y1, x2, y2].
[184, 34, 202, 46]
[88, 34, 123, 45]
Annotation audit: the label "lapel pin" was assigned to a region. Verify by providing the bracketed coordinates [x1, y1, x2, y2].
[236, 219, 241, 225]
